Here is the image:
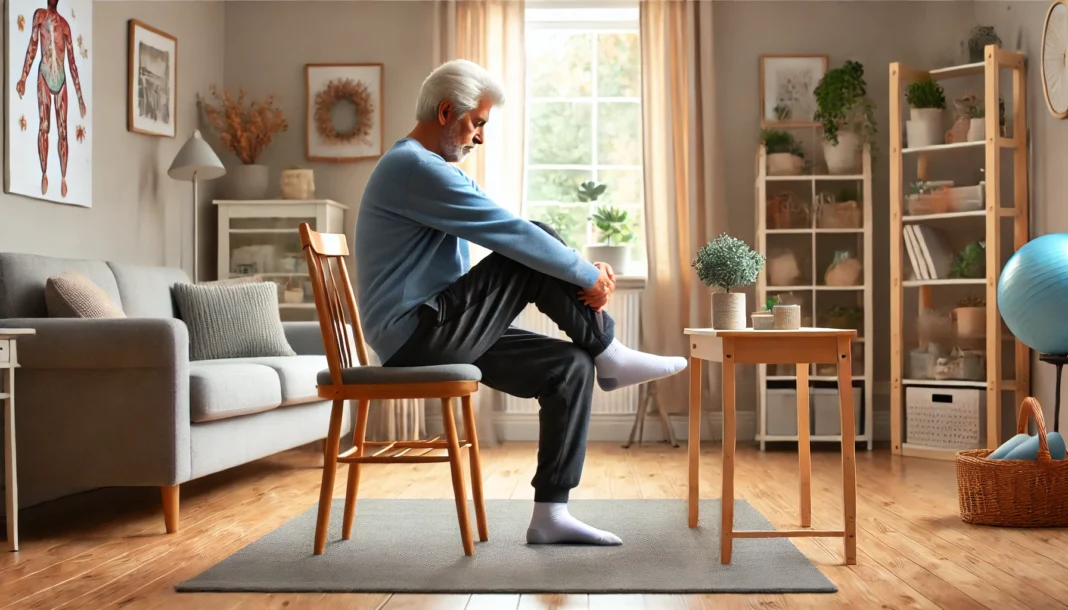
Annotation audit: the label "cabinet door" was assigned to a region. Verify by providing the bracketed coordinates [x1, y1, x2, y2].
[223, 205, 317, 311]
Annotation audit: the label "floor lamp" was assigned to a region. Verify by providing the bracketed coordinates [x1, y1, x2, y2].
[168, 130, 226, 283]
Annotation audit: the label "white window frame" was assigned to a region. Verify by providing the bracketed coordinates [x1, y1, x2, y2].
[522, 3, 644, 272]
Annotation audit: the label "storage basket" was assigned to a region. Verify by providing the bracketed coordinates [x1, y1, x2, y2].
[956, 397, 1068, 527]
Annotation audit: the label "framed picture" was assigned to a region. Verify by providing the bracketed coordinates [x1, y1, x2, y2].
[5, 0, 93, 207]
[760, 55, 828, 126]
[127, 19, 177, 138]
[305, 63, 383, 162]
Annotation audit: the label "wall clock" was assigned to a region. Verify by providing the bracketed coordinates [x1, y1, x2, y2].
[1043, 0, 1068, 118]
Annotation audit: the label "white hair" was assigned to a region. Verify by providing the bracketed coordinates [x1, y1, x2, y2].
[415, 59, 505, 122]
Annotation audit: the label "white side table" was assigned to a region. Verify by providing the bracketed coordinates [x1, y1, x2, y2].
[1, 329, 34, 552]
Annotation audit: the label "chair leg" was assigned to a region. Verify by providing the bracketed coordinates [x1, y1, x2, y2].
[441, 397, 474, 556]
[161, 485, 179, 534]
[314, 399, 346, 555]
[343, 399, 370, 540]
[461, 394, 488, 542]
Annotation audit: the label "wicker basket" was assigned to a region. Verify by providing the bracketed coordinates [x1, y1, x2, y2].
[955, 397, 1068, 527]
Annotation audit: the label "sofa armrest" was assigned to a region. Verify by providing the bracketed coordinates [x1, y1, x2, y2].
[0, 317, 188, 369]
[283, 321, 326, 356]
[0, 318, 192, 498]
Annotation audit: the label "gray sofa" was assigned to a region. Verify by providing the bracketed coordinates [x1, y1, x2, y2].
[0, 252, 352, 531]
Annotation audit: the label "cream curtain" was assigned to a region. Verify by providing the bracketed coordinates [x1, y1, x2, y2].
[639, 0, 725, 417]
[418, 0, 527, 447]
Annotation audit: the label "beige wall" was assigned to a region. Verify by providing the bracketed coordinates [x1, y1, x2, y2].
[0, 1, 226, 281]
[219, 0, 438, 245]
[975, 1, 1068, 430]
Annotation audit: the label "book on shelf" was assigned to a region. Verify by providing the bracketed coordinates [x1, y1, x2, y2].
[902, 225, 955, 280]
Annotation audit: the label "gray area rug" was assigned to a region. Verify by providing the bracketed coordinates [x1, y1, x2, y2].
[177, 499, 837, 594]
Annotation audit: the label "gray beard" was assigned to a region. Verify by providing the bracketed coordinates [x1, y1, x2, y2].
[442, 120, 471, 163]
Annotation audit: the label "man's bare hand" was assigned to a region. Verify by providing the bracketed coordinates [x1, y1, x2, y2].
[579, 263, 616, 312]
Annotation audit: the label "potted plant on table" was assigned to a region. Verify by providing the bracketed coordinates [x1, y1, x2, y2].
[905, 77, 946, 148]
[692, 233, 766, 330]
[585, 192, 634, 273]
[200, 85, 289, 200]
[813, 60, 878, 174]
[761, 128, 805, 176]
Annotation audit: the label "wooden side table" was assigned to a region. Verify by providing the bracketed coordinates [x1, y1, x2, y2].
[684, 327, 858, 565]
[1, 329, 35, 552]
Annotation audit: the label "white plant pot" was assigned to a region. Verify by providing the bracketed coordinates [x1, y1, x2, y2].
[711, 291, 746, 330]
[585, 244, 628, 274]
[822, 130, 860, 175]
[766, 153, 803, 176]
[909, 107, 942, 123]
[967, 118, 986, 142]
[906, 119, 941, 149]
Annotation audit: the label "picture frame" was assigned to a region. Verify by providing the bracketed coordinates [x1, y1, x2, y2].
[305, 63, 383, 162]
[760, 54, 828, 127]
[127, 19, 177, 138]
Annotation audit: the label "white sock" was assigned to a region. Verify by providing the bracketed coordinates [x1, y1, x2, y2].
[593, 339, 688, 391]
[526, 502, 622, 545]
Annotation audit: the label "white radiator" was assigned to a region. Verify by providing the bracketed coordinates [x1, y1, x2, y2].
[498, 287, 643, 415]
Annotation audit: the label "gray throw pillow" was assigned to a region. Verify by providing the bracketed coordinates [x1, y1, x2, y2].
[172, 281, 296, 361]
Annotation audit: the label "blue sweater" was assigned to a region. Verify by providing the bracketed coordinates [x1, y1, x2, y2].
[355, 138, 602, 364]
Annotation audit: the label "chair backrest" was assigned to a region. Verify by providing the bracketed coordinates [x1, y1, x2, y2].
[299, 223, 370, 386]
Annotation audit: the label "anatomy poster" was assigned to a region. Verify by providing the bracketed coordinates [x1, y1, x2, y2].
[6, 0, 93, 207]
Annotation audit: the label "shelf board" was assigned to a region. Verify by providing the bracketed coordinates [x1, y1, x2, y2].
[902, 210, 986, 222]
[0, 393, 8, 401]
[903, 278, 985, 287]
[767, 375, 866, 382]
[902, 138, 1016, 154]
[902, 378, 986, 389]
[928, 61, 984, 80]
[280, 303, 316, 309]
[901, 443, 960, 461]
[766, 228, 864, 234]
[765, 174, 865, 181]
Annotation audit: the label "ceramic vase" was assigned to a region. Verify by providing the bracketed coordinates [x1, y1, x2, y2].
[228, 164, 269, 200]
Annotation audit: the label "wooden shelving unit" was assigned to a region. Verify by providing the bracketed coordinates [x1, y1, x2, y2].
[754, 134, 874, 451]
[889, 45, 1031, 460]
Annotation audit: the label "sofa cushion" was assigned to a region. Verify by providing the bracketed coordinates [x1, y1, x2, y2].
[172, 281, 296, 361]
[189, 361, 283, 423]
[0, 252, 123, 318]
[44, 272, 127, 318]
[107, 261, 190, 318]
[223, 355, 326, 405]
[317, 363, 482, 386]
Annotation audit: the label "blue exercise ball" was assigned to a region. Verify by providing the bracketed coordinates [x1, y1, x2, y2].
[998, 233, 1068, 355]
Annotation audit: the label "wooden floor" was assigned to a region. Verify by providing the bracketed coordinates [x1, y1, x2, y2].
[2, 440, 1067, 610]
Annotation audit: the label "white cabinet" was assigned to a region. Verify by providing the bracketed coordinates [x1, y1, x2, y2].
[213, 199, 348, 317]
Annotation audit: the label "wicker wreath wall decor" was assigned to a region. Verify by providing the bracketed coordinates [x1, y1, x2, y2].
[313, 78, 375, 146]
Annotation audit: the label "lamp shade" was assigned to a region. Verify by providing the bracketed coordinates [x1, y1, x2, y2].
[168, 130, 226, 181]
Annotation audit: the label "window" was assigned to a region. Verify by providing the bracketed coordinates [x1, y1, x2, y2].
[523, 4, 645, 274]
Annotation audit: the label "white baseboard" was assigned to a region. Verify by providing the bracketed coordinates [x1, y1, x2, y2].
[428, 408, 889, 445]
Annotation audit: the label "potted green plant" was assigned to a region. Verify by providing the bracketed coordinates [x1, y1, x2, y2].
[761, 128, 805, 176]
[967, 26, 1001, 63]
[586, 199, 634, 273]
[905, 77, 946, 148]
[949, 241, 986, 279]
[954, 295, 986, 340]
[813, 60, 877, 174]
[691, 233, 766, 330]
[822, 304, 863, 330]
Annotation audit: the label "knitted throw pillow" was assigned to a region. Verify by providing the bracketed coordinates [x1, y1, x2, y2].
[172, 281, 296, 361]
[45, 271, 126, 318]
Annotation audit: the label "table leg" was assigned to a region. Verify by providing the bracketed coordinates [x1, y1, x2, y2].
[796, 363, 811, 528]
[688, 357, 702, 528]
[837, 337, 857, 565]
[4, 367, 16, 552]
[720, 339, 736, 564]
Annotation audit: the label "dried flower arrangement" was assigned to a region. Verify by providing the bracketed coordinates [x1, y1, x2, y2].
[200, 85, 288, 165]
[314, 78, 375, 146]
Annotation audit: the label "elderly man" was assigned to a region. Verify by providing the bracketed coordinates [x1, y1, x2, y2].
[355, 59, 686, 546]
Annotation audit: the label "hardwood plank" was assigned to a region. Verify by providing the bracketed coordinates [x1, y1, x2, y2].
[465, 593, 520, 610]
[382, 594, 470, 610]
[516, 594, 588, 609]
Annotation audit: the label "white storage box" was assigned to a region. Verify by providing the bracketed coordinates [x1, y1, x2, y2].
[811, 387, 862, 436]
[905, 386, 985, 450]
[766, 388, 799, 436]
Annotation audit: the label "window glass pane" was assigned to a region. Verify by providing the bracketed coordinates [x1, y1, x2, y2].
[528, 102, 593, 165]
[527, 168, 592, 203]
[527, 203, 590, 249]
[597, 168, 643, 205]
[597, 101, 641, 166]
[528, 31, 593, 98]
[597, 32, 640, 98]
[623, 205, 646, 264]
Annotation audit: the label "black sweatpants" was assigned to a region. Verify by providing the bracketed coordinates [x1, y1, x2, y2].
[384, 222, 616, 502]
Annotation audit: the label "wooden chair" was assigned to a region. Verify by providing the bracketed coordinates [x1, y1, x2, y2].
[299, 222, 488, 556]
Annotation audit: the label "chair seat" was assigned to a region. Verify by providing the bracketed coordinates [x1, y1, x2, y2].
[317, 363, 482, 386]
